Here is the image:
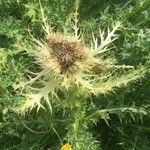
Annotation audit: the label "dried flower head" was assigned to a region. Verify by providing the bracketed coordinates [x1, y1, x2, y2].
[46, 32, 89, 75]
[14, 3, 146, 114]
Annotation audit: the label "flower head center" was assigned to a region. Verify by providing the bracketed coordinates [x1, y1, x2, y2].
[48, 33, 87, 74]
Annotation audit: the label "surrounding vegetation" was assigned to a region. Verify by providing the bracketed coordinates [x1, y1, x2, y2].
[0, 0, 150, 150]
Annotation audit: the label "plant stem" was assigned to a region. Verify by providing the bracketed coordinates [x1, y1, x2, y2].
[71, 101, 82, 150]
[72, 118, 80, 150]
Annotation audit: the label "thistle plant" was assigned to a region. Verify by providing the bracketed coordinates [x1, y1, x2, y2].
[13, 1, 147, 150]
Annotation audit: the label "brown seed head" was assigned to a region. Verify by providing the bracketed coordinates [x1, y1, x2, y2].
[47, 33, 88, 75]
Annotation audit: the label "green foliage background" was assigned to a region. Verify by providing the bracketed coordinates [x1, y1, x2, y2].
[0, 0, 150, 149]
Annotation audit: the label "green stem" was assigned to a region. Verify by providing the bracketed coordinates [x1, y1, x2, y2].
[71, 101, 82, 150]
[72, 118, 80, 150]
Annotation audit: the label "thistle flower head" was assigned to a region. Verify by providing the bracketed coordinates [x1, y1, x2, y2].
[14, 5, 146, 114]
[46, 32, 89, 75]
